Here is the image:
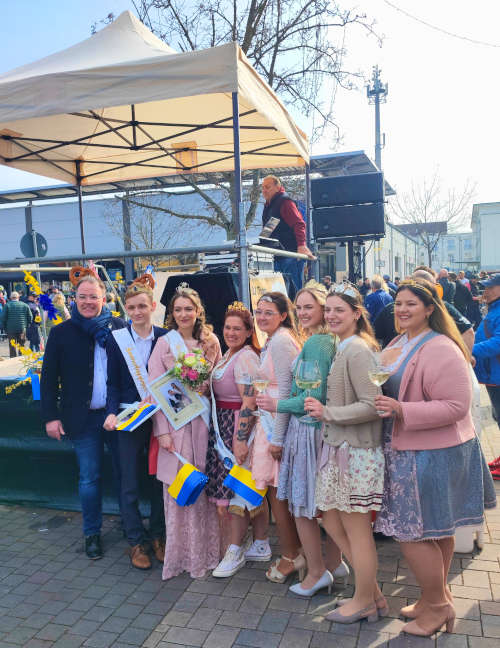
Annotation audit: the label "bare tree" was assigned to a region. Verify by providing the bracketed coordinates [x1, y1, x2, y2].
[388, 173, 476, 268]
[97, 1, 378, 239]
[104, 195, 205, 265]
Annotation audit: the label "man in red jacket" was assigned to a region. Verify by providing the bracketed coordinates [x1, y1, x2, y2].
[261, 175, 315, 290]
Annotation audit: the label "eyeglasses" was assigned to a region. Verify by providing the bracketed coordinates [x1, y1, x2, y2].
[76, 295, 101, 302]
[254, 309, 279, 317]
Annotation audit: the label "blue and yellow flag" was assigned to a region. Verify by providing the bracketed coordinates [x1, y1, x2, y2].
[168, 461, 208, 506]
[223, 464, 267, 507]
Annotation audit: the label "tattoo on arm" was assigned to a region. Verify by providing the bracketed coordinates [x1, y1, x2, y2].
[243, 384, 255, 396]
[237, 406, 254, 441]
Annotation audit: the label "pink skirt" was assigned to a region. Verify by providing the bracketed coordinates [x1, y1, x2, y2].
[250, 419, 280, 490]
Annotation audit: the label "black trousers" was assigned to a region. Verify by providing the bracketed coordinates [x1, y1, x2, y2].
[118, 420, 165, 546]
[486, 385, 500, 428]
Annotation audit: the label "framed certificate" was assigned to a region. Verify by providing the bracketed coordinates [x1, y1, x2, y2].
[148, 373, 206, 431]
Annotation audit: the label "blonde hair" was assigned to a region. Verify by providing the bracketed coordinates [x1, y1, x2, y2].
[52, 292, 66, 308]
[165, 286, 212, 342]
[124, 283, 153, 303]
[294, 282, 330, 337]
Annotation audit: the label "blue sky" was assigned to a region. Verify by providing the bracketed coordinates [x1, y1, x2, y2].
[1, 1, 500, 213]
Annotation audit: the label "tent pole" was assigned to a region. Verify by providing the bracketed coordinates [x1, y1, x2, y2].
[75, 160, 86, 254]
[305, 163, 319, 281]
[232, 92, 250, 308]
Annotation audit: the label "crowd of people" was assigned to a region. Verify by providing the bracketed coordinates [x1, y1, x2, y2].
[34, 266, 498, 638]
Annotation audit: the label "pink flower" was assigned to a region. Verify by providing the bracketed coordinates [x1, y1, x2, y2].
[187, 369, 199, 381]
[181, 367, 189, 378]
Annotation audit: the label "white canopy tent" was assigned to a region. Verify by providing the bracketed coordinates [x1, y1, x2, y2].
[0, 11, 310, 304]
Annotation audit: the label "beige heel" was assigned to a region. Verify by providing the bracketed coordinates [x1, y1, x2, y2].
[266, 554, 307, 584]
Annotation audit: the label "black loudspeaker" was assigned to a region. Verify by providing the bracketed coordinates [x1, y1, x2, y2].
[311, 172, 384, 208]
[313, 203, 385, 239]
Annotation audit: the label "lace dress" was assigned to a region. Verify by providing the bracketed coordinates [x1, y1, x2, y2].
[277, 334, 336, 518]
[250, 327, 301, 490]
[315, 335, 385, 514]
[148, 332, 222, 579]
[374, 331, 497, 541]
[205, 347, 260, 505]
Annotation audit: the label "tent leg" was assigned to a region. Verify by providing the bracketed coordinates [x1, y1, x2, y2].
[122, 192, 134, 282]
[232, 92, 250, 308]
[305, 163, 319, 281]
[75, 160, 86, 255]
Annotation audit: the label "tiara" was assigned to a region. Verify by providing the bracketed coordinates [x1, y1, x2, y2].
[329, 282, 359, 300]
[227, 301, 247, 312]
[302, 279, 328, 295]
[398, 280, 434, 297]
[259, 295, 273, 303]
[176, 281, 195, 294]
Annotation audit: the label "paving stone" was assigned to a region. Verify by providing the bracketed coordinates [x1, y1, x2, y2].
[35, 623, 68, 641]
[162, 610, 193, 627]
[465, 639, 500, 648]
[383, 636, 433, 647]
[236, 628, 282, 648]
[2, 626, 37, 644]
[131, 613, 164, 631]
[99, 616, 131, 634]
[186, 608, 222, 631]
[268, 596, 309, 613]
[451, 585, 492, 601]
[0, 616, 20, 633]
[481, 613, 500, 638]
[186, 580, 227, 595]
[69, 619, 101, 636]
[112, 603, 143, 619]
[238, 594, 270, 615]
[83, 606, 113, 623]
[202, 595, 241, 612]
[278, 628, 312, 648]
[461, 570, 491, 588]
[249, 582, 289, 597]
[461, 559, 500, 572]
[202, 625, 240, 648]
[222, 579, 252, 599]
[117, 626, 151, 645]
[52, 637, 86, 648]
[480, 600, 500, 615]
[162, 626, 208, 646]
[287, 613, 329, 633]
[218, 611, 261, 630]
[172, 592, 206, 613]
[452, 598, 480, 620]
[67, 598, 97, 613]
[357, 630, 391, 647]
[81, 631, 118, 648]
[141, 631, 163, 648]
[311, 631, 357, 647]
[436, 634, 468, 648]
[38, 600, 69, 615]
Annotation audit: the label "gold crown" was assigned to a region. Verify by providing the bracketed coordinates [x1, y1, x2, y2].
[176, 281, 194, 294]
[227, 301, 247, 313]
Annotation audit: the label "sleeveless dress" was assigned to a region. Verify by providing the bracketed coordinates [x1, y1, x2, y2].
[374, 331, 497, 542]
[205, 347, 260, 505]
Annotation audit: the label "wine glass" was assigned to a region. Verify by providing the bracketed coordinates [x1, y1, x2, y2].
[368, 352, 392, 415]
[252, 370, 270, 417]
[295, 359, 322, 423]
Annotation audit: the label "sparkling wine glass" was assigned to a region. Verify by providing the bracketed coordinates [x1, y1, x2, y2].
[252, 370, 270, 417]
[368, 352, 392, 415]
[296, 359, 322, 423]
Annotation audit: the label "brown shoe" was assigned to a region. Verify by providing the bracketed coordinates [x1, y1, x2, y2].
[130, 544, 152, 570]
[151, 538, 165, 563]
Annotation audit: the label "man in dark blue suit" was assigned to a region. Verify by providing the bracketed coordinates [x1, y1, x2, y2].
[41, 275, 125, 559]
[103, 281, 166, 570]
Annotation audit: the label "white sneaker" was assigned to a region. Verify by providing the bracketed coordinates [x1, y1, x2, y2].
[212, 546, 246, 578]
[244, 540, 272, 562]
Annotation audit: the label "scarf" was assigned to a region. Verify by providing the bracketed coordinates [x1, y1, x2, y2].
[70, 303, 113, 347]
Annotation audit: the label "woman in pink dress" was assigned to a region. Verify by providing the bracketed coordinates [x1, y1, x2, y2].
[250, 292, 304, 582]
[148, 284, 222, 579]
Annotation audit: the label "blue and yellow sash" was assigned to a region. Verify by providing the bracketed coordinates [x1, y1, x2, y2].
[116, 403, 159, 432]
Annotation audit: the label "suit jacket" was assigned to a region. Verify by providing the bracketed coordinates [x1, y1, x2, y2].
[40, 317, 125, 437]
[389, 334, 474, 451]
[105, 324, 167, 416]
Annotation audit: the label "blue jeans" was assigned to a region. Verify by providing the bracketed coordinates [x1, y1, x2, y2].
[71, 410, 120, 536]
[273, 256, 305, 292]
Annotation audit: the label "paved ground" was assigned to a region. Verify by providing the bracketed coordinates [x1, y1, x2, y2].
[0, 397, 499, 648]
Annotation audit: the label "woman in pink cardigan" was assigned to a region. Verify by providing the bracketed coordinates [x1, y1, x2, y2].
[374, 279, 496, 637]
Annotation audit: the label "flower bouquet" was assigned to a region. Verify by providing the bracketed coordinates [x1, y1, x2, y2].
[169, 349, 210, 391]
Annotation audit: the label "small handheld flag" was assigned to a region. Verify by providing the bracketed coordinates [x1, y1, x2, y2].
[168, 452, 208, 506]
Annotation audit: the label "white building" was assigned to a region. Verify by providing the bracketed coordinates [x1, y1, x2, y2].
[471, 202, 500, 272]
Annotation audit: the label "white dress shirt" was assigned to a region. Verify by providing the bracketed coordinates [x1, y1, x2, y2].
[130, 325, 154, 368]
[90, 343, 108, 410]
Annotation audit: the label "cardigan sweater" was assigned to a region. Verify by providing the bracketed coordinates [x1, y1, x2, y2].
[277, 333, 336, 425]
[322, 336, 382, 448]
[389, 333, 475, 450]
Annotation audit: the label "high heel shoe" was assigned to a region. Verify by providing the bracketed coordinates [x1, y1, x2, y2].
[266, 554, 306, 584]
[289, 570, 333, 597]
[402, 603, 456, 636]
[332, 560, 350, 587]
[326, 603, 379, 624]
[401, 587, 454, 619]
[337, 595, 389, 617]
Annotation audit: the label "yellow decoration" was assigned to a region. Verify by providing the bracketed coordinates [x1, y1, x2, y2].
[23, 271, 42, 296]
[5, 343, 43, 395]
[34, 315, 41, 323]
[111, 311, 120, 317]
